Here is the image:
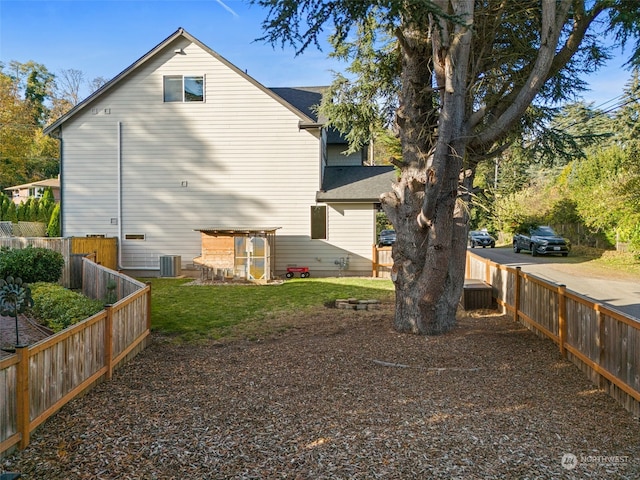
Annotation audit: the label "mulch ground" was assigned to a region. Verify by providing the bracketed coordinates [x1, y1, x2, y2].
[1, 305, 639, 479]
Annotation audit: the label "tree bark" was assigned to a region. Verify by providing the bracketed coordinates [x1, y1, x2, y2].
[383, 2, 474, 335]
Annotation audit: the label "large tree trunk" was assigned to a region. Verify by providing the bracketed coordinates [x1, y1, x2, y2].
[380, 0, 570, 335]
[382, 2, 474, 335]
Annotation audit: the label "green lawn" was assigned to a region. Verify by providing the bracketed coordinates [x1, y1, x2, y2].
[142, 277, 395, 342]
[563, 246, 640, 278]
[144, 248, 640, 343]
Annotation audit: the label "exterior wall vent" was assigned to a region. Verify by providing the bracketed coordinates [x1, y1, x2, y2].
[159, 255, 182, 277]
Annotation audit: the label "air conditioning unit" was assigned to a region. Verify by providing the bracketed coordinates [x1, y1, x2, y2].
[159, 255, 181, 277]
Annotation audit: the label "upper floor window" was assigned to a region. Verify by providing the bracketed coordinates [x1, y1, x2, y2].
[163, 75, 204, 102]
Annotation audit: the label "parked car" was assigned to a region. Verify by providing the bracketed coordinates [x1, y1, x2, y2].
[378, 229, 396, 246]
[513, 226, 570, 256]
[468, 230, 496, 248]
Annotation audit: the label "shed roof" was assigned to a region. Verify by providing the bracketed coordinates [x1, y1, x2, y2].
[316, 166, 396, 203]
[195, 227, 281, 235]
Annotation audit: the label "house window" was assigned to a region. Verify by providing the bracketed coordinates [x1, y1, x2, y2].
[163, 75, 204, 102]
[311, 206, 327, 239]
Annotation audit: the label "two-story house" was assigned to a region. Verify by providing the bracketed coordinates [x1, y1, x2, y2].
[44, 28, 395, 278]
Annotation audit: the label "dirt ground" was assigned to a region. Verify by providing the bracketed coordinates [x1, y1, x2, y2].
[1, 304, 639, 479]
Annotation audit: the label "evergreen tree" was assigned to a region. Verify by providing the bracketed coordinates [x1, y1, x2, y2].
[6, 202, 17, 223]
[36, 199, 50, 223]
[47, 203, 60, 237]
[41, 187, 54, 203]
[17, 199, 29, 221]
[0, 193, 9, 220]
[28, 197, 39, 222]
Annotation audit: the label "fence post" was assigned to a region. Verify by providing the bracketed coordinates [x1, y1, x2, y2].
[16, 345, 30, 449]
[485, 259, 491, 284]
[104, 305, 113, 381]
[557, 284, 567, 358]
[146, 282, 152, 332]
[372, 245, 377, 278]
[596, 304, 604, 372]
[465, 251, 470, 279]
[514, 266, 521, 323]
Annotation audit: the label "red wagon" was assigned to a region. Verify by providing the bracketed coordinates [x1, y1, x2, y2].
[285, 266, 310, 278]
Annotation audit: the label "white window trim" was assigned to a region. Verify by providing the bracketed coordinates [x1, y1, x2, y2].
[163, 74, 205, 103]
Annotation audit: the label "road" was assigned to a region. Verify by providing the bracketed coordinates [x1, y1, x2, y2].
[469, 246, 640, 320]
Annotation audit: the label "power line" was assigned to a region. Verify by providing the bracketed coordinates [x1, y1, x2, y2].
[552, 92, 640, 131]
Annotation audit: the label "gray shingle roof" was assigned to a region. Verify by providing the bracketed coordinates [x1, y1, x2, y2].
[269, 87, 325, 122]
[316, 166, 396, 202]
[269, 87, 347, 143]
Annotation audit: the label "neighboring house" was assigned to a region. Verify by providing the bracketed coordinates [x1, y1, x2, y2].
[44, 28, 395, 278]
[4, 178, 61, 205]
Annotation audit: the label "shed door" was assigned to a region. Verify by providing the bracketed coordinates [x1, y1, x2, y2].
[234, 236, 268, 280]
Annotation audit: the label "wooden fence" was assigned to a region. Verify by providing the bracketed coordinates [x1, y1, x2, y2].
[466, 251, 640, 416]
[0, 237, 118, 289]
[372, 245, 393, 278]
[0, 258, 150, 456]
[71, 237, 118, 271]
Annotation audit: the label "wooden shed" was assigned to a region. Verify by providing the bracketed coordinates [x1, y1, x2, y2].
[193, 227, 279, 281]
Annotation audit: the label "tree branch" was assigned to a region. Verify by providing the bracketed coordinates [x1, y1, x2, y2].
[471, 0, 572, 149]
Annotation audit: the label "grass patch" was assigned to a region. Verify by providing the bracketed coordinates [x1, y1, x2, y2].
[143, 277, 395, 342]
[570, 246, 640, 277]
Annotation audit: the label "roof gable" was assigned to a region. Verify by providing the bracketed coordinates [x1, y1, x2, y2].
[44, 28, 317, 135]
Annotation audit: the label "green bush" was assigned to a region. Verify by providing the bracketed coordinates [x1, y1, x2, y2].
[0, 246, 64, 283]
[47, 204, 61, 237]
[29, 282, 104, 332]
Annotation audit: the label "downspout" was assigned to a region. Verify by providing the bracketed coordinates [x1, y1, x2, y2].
[117, 121, 123, 270]
[116, 121, 156, 270]
[55, 127, 63, 236]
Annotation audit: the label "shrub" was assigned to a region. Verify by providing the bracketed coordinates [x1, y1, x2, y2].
[47, 204, 61, 237]
[29, 282, 104, 332]
[0, 246, 64, 283]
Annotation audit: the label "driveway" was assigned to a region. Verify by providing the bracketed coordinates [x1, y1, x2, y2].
[469, 246, 640, 319]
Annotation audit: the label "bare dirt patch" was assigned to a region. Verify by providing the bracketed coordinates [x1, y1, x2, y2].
[2, 305, 639, 478]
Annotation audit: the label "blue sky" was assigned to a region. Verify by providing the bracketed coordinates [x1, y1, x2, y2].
[0, 0, 344, 97]
[0, 0, 635, 106]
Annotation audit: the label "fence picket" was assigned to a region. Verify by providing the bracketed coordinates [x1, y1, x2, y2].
[466, 251, 640, 417]
[0, 258, 150, 457]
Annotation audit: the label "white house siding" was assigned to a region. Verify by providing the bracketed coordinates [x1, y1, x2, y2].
[326, 144, 362, 166]
[327, 203, 376, 275]
[61, 37, 325, 273]
[278, 203, 375, 277]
